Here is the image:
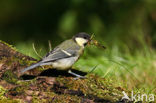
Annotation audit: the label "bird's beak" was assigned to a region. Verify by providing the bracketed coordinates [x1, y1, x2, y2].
[87, 39, 92, 45]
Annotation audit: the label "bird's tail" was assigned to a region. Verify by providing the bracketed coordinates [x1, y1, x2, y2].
[21, 62, 42, 73]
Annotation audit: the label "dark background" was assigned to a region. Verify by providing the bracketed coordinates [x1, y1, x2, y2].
[0, 0, 156, 52]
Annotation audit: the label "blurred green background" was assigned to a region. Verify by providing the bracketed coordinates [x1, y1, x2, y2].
[0, 0, 156, 94]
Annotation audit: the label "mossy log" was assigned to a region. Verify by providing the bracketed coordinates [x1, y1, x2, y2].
[0, 40, 131, 103]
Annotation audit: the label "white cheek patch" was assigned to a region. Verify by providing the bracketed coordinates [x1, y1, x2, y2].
[75, 38, 88, 47]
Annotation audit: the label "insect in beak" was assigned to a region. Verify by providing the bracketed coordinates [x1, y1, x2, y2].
[88, 34, 106, 49]
[91, 39, 106, 49]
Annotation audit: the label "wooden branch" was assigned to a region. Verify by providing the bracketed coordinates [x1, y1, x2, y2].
[0, 40, 128, 103]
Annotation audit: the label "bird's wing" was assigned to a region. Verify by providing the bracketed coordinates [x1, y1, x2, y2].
[41, 39, 80, 63]
[43, 40, 77, 58]
[41, 48, 77, 63]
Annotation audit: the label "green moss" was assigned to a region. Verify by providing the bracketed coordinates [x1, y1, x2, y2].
[17, 78, 35, 86]
[2, 70, 19, 84]
[48, 94, 81, 103]
[0, 40, 18, 52]
[0, 86, 6, 96]
[0, 98, 21, 103]
[0, 86, 21, 103]
[0, 73, 128, 102]
[56, 74, 125, 102]
[11, 86, 26, 95]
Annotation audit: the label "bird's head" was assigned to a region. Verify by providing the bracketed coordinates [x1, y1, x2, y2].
[73, 32, 91, 47]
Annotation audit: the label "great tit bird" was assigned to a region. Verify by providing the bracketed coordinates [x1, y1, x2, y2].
[21, 32, 91, 74]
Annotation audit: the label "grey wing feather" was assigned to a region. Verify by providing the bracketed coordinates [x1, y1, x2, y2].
[41, 40, 80, 63]
[41, 49, 77, 63]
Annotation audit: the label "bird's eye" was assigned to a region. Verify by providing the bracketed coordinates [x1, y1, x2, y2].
[84, 37, 87, 39]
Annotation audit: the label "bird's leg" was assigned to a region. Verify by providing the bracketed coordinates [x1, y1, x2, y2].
[68, 70, 86, 79]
